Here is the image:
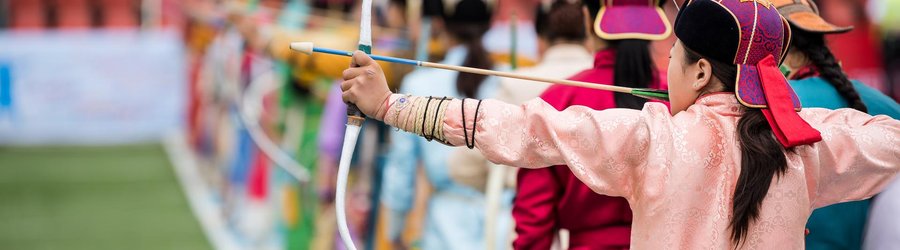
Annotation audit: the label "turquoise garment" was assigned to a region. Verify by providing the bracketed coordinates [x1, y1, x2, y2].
[381, 46, 512, 250]
[791, 77, 900, 250]
[791, 78, 900, 117]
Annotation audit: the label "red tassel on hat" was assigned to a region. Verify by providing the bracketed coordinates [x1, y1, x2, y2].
[757, 55, 822, 148]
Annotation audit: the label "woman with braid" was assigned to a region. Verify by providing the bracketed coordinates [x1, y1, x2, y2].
[340, 0, 900, 247]
[775, 0, 899, 116]
[772, 0, 900, 248]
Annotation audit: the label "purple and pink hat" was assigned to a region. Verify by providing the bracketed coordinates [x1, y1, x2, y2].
[594, 0, 672, 41]
[674, 0, 822, 148]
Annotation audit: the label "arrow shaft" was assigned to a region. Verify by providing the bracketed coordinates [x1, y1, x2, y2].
[421, 62, 634, 93]
[311, 47, 636, 94]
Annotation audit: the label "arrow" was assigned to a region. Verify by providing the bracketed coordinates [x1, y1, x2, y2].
[290, 42, 669, 101]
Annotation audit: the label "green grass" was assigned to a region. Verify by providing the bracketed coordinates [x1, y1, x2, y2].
[0, 144, 211, 250]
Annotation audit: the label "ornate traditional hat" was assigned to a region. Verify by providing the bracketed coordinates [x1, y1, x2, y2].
[593, 0, 672, 40]
[771, 0, 853, 34]
[674, 0, 821, 147]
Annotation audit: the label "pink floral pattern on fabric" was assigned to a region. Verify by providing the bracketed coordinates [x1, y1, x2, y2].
[383, 93, 900, 249]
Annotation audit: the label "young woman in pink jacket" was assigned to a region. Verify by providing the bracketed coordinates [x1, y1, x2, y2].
[337, 0, 900, 248]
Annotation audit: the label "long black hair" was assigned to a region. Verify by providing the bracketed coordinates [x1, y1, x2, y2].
[790, 28, 868, 112]
[611, 39, 655, 109]
[684, 47, 790, 247]
[446, 24, 492, 98]
[584, 0, 658, 109]
[445, 0, 493, 98]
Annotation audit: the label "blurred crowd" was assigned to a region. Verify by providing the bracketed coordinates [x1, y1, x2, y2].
[1, 0, 899, 249]
[4, 0, 174, 28]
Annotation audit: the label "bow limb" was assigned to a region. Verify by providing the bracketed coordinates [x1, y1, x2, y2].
[335, 1, 373, 250]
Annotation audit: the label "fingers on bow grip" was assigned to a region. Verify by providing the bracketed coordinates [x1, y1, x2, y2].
[351, 51, 377, 69]
[340, 79, 355, 92]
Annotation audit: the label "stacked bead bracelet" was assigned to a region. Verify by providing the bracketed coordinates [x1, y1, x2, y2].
[386, 95, 481, 147]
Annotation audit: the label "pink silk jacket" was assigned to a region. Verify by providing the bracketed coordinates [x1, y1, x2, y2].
[384, 93, 900, 249]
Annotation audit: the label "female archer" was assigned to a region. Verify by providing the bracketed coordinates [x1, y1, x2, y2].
[340, 0, 900, 248]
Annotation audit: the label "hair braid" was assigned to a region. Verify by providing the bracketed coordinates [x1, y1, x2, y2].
[684, 46, 790, 247]
[792, 29, 868, 112]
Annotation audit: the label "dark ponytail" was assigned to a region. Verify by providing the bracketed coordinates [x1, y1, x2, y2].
[791, 28, 868, 112]
[584, 0, 661, 110]
[611, 39, 655, 109]
[732, 108, 789, 245]
[684, 47, 789, 246]
[446, 24, 493, 98]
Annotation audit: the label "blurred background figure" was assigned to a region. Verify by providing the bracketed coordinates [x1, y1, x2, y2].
[512, 0, 669, 249]
[483, 0, 541, 69]
[447, 0, 592, 248]
[8, 0, 47, 28]
[812, 0, 890, 98]
[869, 0, 900, 101]
[0, 0, 897, 249]
[380, 0, 513, 249]
[496, 0, 592, 104]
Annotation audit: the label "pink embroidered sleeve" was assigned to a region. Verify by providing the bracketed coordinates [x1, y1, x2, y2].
[433, 96, 672, 198]
[800, 108, 900, 209]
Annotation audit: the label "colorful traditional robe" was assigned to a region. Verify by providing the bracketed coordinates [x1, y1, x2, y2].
[383, 93, 900, 249]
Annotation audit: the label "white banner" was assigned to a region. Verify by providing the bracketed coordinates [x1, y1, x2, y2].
[0, 29, 186, 145]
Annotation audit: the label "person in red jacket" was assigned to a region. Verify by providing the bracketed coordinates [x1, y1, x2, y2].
[513, 0, 670, 249]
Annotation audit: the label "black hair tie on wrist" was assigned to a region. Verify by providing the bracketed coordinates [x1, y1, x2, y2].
[422, 96, 433, 141]
[469, 99, 483, 149]
[429, 97, 447, 142]
[461, 98, 470, 148]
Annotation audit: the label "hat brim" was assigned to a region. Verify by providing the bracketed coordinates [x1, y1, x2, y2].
[786, 12, 853, 34]
[595, 6, 672, 41]
[736, 64, 803, 111]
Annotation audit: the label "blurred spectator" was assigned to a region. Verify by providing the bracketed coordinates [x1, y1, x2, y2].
[381, 0, 508, 249]
[816, 0, 886, 93]
[98, 0, 138, 28]
[6, 0, 142, 29]
[514, 0, 670, 249]
[52, 0, 92, 28]
[483, 0, 541, 66]
[869, 0, 900, 100]
[498, 0, 591, 104]
[447, 1, 594, 248]
[10, 0, 47, 28]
